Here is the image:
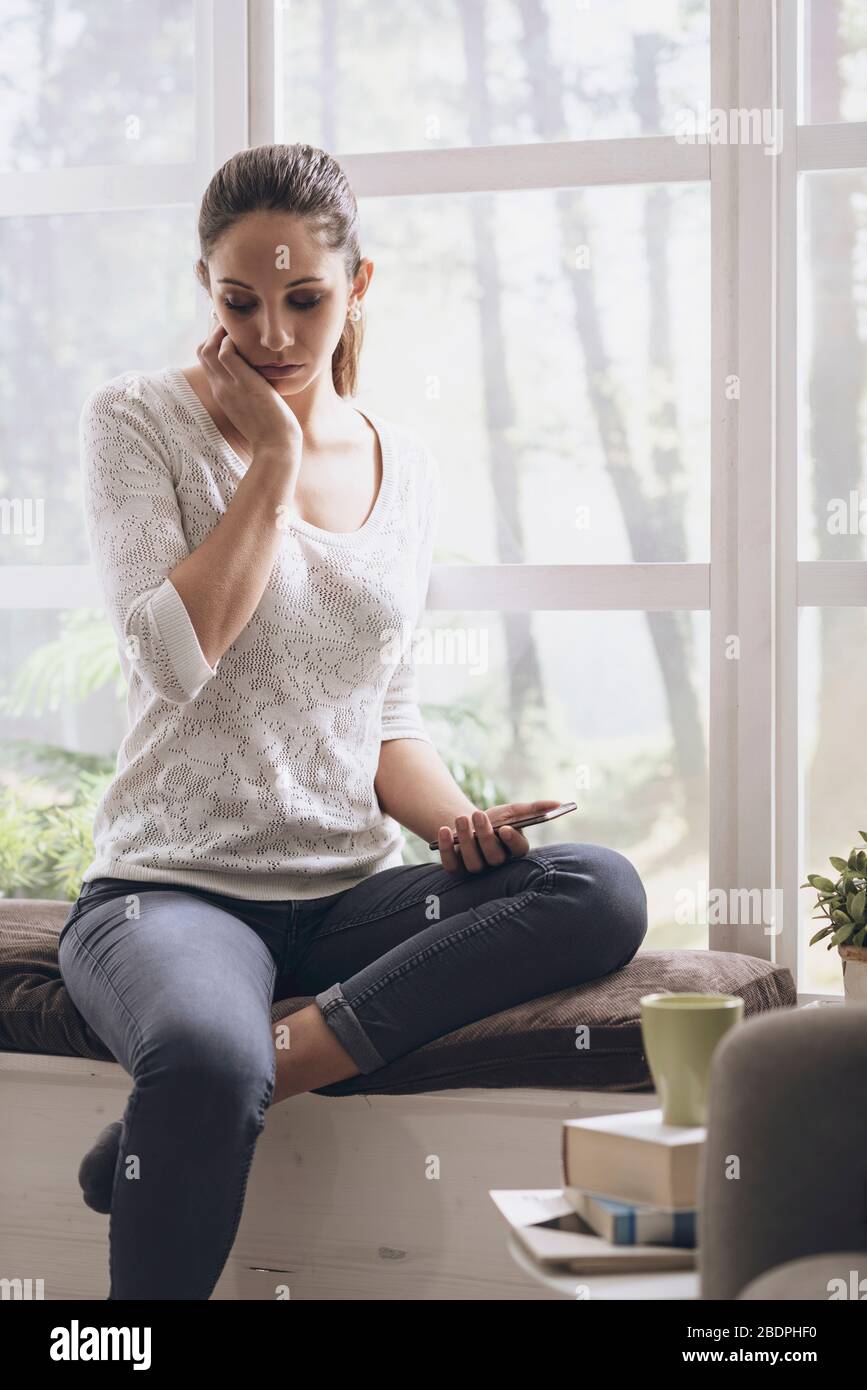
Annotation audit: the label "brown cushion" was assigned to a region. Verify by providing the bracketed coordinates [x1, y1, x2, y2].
[0, 899, 797, 1095]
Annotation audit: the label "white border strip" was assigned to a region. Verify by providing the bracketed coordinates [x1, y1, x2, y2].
[249, 0, 275, 148]
[338, 137, 709, 197]
[427, 564, 710, 611]
[797, 121, 867, 171]
[204, 0, 248, 173]
[0, 165, 200, 218]
[8, 560, 859, 613]
[797, 560, 867, 605]
[0, 567, 102, 608]
[730, 0, 776, 961]
[776, 0, 801, 992]
[709, 0, 740, 938]
[1, 564, 711, 612]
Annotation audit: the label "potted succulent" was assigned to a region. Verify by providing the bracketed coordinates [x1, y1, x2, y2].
[803, 832, 867, 1002]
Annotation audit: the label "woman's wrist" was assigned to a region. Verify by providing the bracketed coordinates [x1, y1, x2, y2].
[250, 442, 301, 496]
[252, 437, 299, 466]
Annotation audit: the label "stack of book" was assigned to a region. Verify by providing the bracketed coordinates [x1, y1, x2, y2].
[490, 1108, 704, 1273]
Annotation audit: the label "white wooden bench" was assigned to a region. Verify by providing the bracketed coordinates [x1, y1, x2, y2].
[0, 1049, 657, 1300]
[0, 897, 794, 1300]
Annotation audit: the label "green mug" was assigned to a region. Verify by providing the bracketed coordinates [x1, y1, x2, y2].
[640, 992, 744, 1126]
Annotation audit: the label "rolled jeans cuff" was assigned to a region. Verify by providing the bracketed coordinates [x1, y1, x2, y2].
[314, 981, 388, 1074]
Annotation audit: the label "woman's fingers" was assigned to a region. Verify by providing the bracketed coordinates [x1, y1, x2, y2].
[196, 327, 242, 398]
[215, 329, 241, 381]
[436, 825, 463, 874]
[438, 813, 509, 874]
[196, 325, 217, 372]
[436, 816, 530, 875]
[470, 809, 510, 867]
[498, 825, 528, 857]
[436, 798, 564, 874]
[453, 815, 485, 872]
[197, 322, 231, 378]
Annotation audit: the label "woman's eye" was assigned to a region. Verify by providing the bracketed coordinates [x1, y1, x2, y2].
[222, 297, 322, 314]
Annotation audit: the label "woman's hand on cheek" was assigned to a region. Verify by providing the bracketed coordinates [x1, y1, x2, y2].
[196, 319, 303, 456]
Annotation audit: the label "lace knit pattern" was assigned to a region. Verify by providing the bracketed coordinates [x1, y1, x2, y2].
[78, 366, 440, 900]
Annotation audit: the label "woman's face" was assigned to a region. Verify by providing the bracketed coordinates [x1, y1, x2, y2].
[206, 210, 370, 396]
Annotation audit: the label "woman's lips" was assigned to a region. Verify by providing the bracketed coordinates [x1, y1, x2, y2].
[256, 363, 303, 378]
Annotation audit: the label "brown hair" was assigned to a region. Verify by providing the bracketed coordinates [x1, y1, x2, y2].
[195, 143, 364, 397]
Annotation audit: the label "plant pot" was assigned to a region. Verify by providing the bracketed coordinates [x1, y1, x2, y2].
[838, 945, 867, 1003]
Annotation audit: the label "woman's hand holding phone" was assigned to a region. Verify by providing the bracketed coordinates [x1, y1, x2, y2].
[434, 799, 564, 876]
[196, 318, 304, 460]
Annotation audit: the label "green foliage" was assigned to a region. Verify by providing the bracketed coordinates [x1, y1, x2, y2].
[0, 608, 121, 899]
[0, 610, 125, 717]
[0, 782, 43, 895]
[802, 831, 867, 951]
[419, 700, 507, 804]
[0, 770, 111, 902]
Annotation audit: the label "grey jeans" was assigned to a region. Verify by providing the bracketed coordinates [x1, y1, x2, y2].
[58, 840, 647, 1299]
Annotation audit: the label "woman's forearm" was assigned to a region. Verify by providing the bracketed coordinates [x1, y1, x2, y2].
[168, 443, 300, 669]
[374, 738, 476, 844]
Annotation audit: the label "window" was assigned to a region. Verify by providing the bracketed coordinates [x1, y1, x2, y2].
[272, 0, 714, 951]
[261, 0, 861, 993]
[6, 1, 864, 999]
[0, 0, 243, 898]
[793, 0, 867, 996]
[275, 0, 709, 150]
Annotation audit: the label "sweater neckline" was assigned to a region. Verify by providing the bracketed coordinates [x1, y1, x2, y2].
[162, 365, 396, 546]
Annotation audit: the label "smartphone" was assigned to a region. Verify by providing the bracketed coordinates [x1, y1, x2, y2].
[428, 801, 578, 851]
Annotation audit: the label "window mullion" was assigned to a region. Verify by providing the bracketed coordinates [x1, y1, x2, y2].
[709, 0, 741, 949]
[708, 0, 778, 961]
[776, 0, 801, 991]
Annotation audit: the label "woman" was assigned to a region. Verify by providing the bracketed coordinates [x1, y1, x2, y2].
[59, 143, 647, 1300]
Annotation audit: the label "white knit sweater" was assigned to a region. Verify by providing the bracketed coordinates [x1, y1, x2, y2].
[79, 366, 440, 900]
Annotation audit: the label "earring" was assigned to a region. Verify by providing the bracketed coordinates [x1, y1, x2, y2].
[348, 303, 362, 322]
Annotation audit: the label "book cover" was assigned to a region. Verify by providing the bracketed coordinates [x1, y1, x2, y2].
[561, 1107, 705, 1209]
[563, 1186, 697, 1247]
[489, 1189, 696, 1273]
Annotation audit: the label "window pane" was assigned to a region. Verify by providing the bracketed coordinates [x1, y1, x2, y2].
[0, 208, 197, 566]
[799, 606, 867, 996]
[355, 183, 709, 564]
[0, 0, 195, 172]
[801, 0, 867, 124]
[408, 608, 709, 949]
[798, 171, 867, 560]
[277, 0, 709, 152]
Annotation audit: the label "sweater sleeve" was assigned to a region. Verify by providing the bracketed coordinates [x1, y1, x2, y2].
[380, 445, 440, 743]
[80, 377, 220, 705]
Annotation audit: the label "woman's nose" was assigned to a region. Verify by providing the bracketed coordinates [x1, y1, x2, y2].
[261, 327, 294, 350]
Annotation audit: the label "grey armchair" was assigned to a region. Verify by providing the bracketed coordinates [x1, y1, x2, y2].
[698, 1001, 867, 1299]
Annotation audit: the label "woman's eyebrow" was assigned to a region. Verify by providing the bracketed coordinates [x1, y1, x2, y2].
[217, 275, 326, 289]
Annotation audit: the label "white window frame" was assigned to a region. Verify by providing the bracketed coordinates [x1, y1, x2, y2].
[778, 0, 867, 1001]
[259, 0, 865, 1001]
[5, 0, 864, 1001]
